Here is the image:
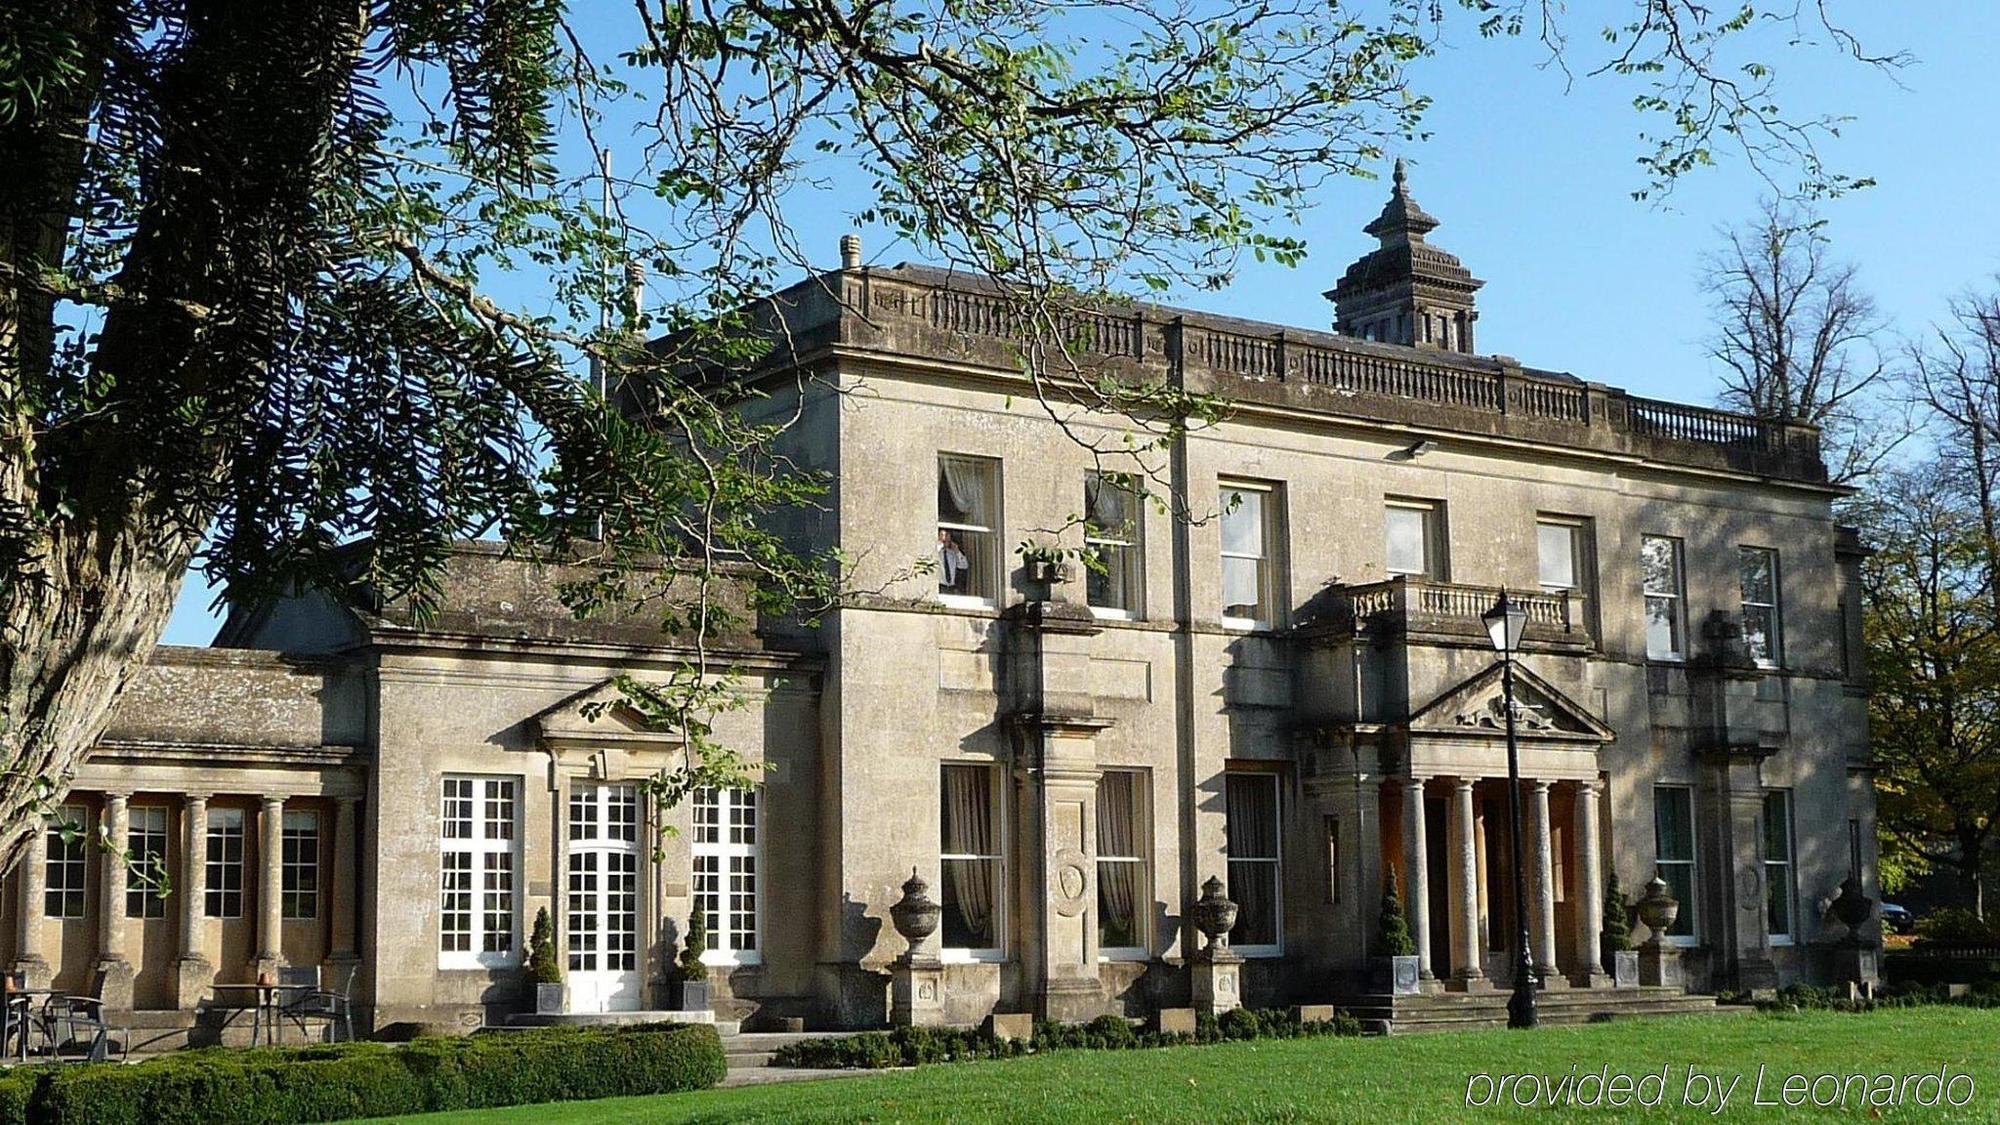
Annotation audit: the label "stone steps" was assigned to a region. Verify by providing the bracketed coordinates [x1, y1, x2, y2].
[1334, 987, 1748, 1034]
[720, 1030, 867, 1080]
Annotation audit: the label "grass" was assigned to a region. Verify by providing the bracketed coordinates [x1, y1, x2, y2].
[371, 1006, 2000, 1123]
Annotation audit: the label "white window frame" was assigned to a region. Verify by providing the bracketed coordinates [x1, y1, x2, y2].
[692, 786, 763, 967]
[205, 807, 246, 919]
[1225, 772, 1284, 958]
[126, 805, 170, 919]
[940, 762, 1007, 964]
[1095, 769, 1150, 961]
[567, 782, 640, 977]
[1739, 546, 1783, 668]
[282, 809, 320, 920]
[44, 806, 88, 920]
[1642, 534, 1687, 662]
[439, 776, 520, 969]
[937, 453, 1002, 609]
[1084, 473, 1144, 620]
[1385, 497, 1447, 580]
[1653, 785, 1698, 947]
[1764, 790, 1797, 945]
[1219, 479, 1283, 630]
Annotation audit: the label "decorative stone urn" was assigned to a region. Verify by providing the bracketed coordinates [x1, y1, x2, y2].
[1635, 877, 1680, 947]
[888, 869, 946, 1026]
[1191, 876, 1239, 956]
[1189, 876, 1243, 1016]
[890, 868, 943, 964]
[1828, 876, 1875, 947]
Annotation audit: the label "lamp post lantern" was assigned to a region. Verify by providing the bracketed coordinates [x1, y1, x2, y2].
[1482, 590, 1538, 1029]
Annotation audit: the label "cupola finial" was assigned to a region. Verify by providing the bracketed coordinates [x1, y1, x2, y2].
[1324, 157, 1484, 353]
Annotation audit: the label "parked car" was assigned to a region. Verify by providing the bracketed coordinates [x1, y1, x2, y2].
[1881, 902, 1915, 934]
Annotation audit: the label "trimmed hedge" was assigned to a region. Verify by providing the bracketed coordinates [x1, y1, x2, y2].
[1757, 980, 2000, 1014]
[772, 1008, 1362, 1070]
[0, 1022, 724, 1125]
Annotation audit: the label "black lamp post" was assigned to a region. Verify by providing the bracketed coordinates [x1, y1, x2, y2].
[1482, 590, 1538, 1029]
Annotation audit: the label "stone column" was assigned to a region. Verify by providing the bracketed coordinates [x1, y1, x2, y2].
[175, 794, 216, 1009]
[96, 794, 136, 1009]
[10, 816, 51, 989]
[1446, 778, 1487, 990]
[256, 796, 286, 974]
[1572, 780, 1607, 987]
[329, 796, 362, 973]
[1402, 776, 1434, 983]
[1527, 780, 1560, 986]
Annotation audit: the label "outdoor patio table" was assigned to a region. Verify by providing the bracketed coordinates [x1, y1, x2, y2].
[209, 982, 307, 1047]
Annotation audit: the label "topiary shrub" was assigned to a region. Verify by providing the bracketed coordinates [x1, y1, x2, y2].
[1602, 873, 1633, 953]
[527, 907, 563, 986]
[673, 908, 709, 983]
[1374, 868, 1416, 958]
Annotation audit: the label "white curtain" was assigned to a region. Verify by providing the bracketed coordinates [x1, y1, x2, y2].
[942, 766, 995, 945]
[939, 457, 988, 525]
[1097, 775, 1141, 946]
[1084, 473, 1121, 528]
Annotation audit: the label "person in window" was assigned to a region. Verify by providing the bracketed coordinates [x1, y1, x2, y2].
[936, 528, 970, 594]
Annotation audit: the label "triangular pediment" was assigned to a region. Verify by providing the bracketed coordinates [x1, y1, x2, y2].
[531, 678, 680, 749]
[1407, 662, 1613, 742]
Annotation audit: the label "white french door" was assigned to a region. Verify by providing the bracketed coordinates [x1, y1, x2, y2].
[566, 782, 642, 1012]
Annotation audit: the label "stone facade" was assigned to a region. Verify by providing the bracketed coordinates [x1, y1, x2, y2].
[0, 175, 1875, 1033]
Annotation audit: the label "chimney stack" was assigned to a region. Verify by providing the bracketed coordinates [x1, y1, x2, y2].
[839, 233, 862, 270]
[624, 261, 645, 322]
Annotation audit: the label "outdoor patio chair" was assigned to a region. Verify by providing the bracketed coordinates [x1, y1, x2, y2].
[281, 965, 357, 1043]
[4, 983, 32, 1062]
[42, 995, 121, 1063]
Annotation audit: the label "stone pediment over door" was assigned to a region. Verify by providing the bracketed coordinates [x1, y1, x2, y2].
[1407, 661, 1614, 745]
[532, 672, 688, 752]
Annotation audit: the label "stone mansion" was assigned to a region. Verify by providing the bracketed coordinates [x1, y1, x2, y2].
[0, 169, 1876, 1034]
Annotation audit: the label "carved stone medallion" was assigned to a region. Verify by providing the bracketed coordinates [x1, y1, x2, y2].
[1051, 847, 1092, 917]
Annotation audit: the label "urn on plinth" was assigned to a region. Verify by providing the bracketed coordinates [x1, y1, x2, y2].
[1635, 877, 1680, 948]
[1191, 876, 1239, 959]
[890, 868, 943, 964]
[1828, 876, 1875, 947]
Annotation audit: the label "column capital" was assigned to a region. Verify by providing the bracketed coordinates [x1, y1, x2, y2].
[1575, 778, 1601, 798]
[1452, 776, 1476, 794]
[260, 795, 286, 810]
[334, 794, 363, 807]
[1530, 779, 1553, 794]
[103, 791, 132, 806]
[182, 792, 213, 805]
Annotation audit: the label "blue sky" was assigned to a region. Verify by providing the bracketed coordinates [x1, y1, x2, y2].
[159, 4, 2000, 646]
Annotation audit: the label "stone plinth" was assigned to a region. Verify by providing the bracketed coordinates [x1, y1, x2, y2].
[1638, 944, 1683, 990]
[1191, 949, 1244, 1016]
[890, 959, 945, 1027]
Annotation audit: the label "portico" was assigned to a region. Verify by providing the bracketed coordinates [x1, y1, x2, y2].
[1377, 659, 1616, 991]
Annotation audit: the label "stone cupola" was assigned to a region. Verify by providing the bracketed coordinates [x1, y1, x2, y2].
[1327, 159, 1484, 353]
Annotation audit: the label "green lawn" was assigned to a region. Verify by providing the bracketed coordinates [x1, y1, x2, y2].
[376, 1007, 2000, 1123]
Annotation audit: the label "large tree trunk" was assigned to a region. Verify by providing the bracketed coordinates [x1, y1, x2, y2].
[0, 531, 190, 873]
